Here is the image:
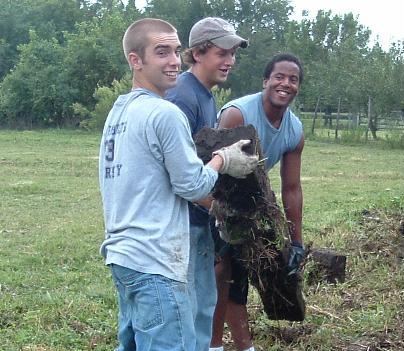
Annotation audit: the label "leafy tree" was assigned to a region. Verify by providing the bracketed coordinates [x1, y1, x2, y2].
[1, 0, 402, 129]
[0, 0, 86, 79]
[0, 0, 30, 79]
[0, 31, 73, 127]
[386, 42, 404, 112]
[286, 10, 372, 113]
[211, 0, 291, 36]
[63, 11, 132, 109]
[86, 0, 126, 18]
[74, 73, 131, 130]
[144, 0, 211, 45]
[212, 86, 232, 110]
[226, 28, 284, 98]
[212, 0, 292, 98]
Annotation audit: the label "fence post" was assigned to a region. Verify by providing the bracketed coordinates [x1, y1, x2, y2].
[311, 96, 321, 135]
[366, 96, 371, 141]
[335, 97, 341, 140]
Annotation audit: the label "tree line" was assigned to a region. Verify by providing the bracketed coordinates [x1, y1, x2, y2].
[0, 0, 403, 129]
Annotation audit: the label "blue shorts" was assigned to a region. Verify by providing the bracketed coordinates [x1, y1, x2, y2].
[110, 264, 196, 351]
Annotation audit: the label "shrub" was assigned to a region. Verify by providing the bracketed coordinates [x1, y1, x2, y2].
[75, 74, 131, 130]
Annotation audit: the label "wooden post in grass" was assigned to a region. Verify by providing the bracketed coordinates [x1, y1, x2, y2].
[311, 96, 321, 135]
[310, 248, 347, 284]
[366, 95, 378, 140]
[335, 97, 341, 140]
[194, 125, 306, 321]
[366, 96, 371, 141]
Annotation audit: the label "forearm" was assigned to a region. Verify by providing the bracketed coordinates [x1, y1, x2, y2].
[194, 194, 214, 210]
[207, 154, 224, 172]
[282, 186, 303, 244]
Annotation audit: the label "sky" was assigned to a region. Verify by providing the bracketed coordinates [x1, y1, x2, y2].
[134, 0, 404, 50]
[289, 0, 404, 50]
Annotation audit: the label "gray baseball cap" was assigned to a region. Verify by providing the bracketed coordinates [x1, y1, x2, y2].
[189, 17, 248, 50]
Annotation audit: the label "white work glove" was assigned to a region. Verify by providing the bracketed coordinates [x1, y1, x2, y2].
[213, 139, 258, 178]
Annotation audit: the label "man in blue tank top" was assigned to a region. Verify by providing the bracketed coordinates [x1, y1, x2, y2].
[166, 17, 248, 351]
[211, 53, 305, 351]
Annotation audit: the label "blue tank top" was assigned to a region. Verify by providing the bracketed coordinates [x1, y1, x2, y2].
[220, 92, 303, 170]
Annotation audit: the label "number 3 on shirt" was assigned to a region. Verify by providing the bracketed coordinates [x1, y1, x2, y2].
[105, 139, 115, 162]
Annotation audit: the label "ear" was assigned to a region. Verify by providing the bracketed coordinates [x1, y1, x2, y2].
[263, 78, 268, 89]
[128, 52, 143, 71]
[192, 49, 203, 63]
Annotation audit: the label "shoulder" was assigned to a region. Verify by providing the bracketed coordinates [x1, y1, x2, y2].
[221, 92, 261, 114]
[284, 108, 303, 131]
[288, 109, 302, 122]
[143, 99, 191, 140]
[166, 73, 198, 103]
[218, 106, 244, 128]
[153, 98, 186, 120]
[285, 109, 304, 150]
[219, 92, 262, 127]
[128, 93, 185, 122]
[223, 92, 261, 109]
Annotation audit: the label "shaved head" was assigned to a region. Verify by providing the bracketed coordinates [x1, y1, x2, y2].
[123, 18, 177, 63]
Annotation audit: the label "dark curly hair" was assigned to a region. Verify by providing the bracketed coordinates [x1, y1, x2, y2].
[263, 53, 304, 84]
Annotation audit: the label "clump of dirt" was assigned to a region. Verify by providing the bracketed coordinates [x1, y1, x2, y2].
[351, 209, 404, 263]
[195, 125, 306, 321]
[254, 324, 314, 345]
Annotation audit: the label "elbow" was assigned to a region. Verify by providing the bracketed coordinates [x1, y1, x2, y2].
[172, 173, 217, 202]
[173, 184, 212, 202]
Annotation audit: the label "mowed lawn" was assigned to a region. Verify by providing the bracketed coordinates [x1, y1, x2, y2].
[1, 129, 403, 350]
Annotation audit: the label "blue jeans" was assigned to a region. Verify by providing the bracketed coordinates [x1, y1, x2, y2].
[110, 264, 196, 351]
[188, 223, 217, 351]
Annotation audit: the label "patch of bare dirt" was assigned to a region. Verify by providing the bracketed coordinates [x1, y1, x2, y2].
[354, 209, 404, 263]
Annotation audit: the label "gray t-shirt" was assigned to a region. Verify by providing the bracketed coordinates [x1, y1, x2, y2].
[99, 89, 218, 282]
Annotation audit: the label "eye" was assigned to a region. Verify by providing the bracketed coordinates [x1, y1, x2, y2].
[157, 50, 168, 57]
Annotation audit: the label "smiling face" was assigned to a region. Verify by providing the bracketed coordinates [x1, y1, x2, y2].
[129, 31, 181, 96]
[263, 60, 301, 110]
[192, 44, 236, 89]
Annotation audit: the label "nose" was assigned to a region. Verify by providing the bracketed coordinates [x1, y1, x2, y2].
[169, 51, 181, 67]
[280, 77, 290, 87]
[224, 53, 235, 66]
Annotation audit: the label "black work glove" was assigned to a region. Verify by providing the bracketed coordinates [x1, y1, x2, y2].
[287, 242, 306, 276]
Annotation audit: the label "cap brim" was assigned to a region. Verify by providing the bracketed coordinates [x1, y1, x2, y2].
[211, 34, 248, 50]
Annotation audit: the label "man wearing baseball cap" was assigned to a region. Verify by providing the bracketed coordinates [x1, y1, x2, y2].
[166, 17, 248, 351]
[189, 17, 248, 49]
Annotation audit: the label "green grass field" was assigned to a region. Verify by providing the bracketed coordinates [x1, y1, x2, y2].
[1, 130, 403, 350]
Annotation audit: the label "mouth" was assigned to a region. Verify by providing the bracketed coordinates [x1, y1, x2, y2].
[276, 89, 290, 97]
[219, 68, 230, 75]
[164, 71, 179, 78]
